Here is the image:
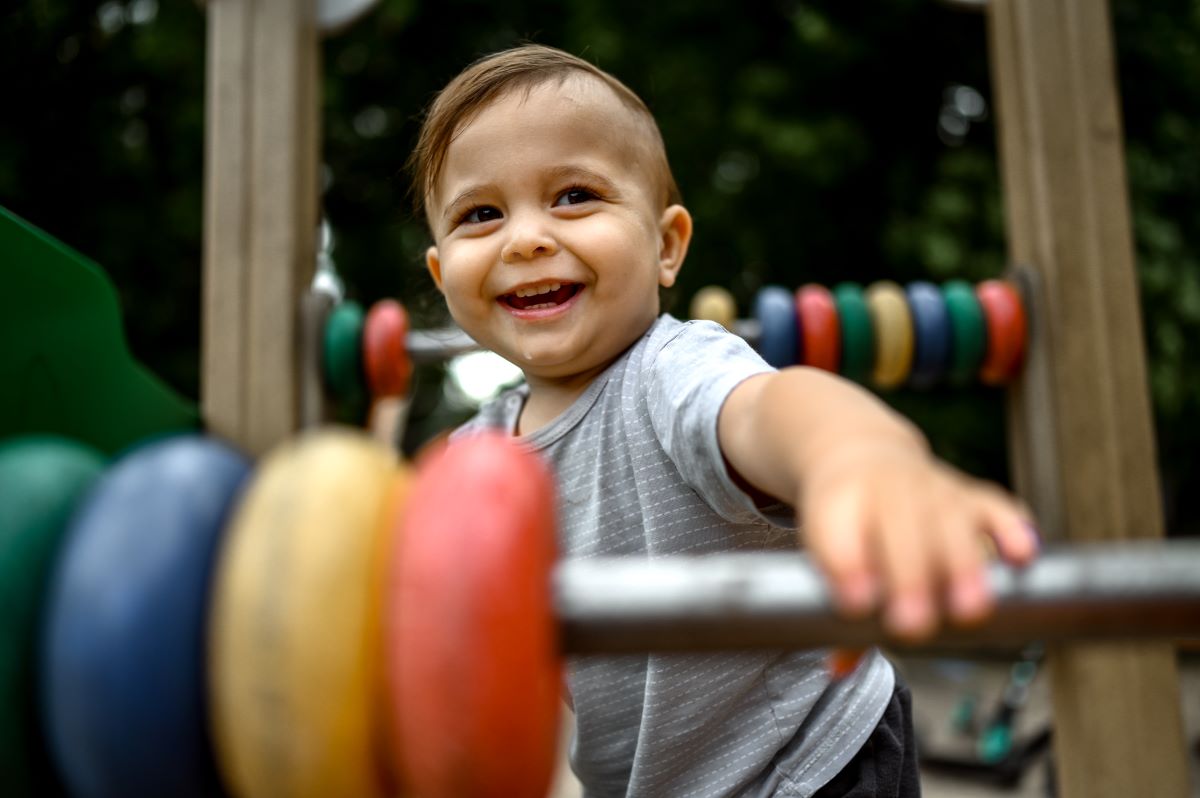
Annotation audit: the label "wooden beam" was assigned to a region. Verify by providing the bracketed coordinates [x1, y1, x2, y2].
[986, 1, 1190, 796]
[203, 0, 320, 455]
[202, 0, 250, 450]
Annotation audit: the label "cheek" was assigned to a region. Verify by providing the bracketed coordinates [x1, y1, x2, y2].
[582, 222, 658, 273]
[438, 244, 490, 293]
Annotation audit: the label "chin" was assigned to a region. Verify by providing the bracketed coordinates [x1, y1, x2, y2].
[515, 353, 573, 373]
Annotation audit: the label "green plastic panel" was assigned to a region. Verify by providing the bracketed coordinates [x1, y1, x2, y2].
[0, 206, 199, 455]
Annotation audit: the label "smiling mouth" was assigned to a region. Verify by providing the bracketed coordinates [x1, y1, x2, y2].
[500, 282, 583, 310]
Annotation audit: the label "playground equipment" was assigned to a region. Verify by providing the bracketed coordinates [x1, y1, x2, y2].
[202, 2, 1188, 796]
[0, 421, 1197, 798]
[0, 188, 1104, 797]
[0, 1, 1188, 797]
[309, 275, 1025, 430]
[196, 0, 1195, 795]
[695, 279, 1026, 388]
[197, 4, 1191, 793]
[0, 208, 198, 455]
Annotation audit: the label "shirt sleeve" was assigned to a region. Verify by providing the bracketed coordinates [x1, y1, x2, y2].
[644, 319, 796, 528]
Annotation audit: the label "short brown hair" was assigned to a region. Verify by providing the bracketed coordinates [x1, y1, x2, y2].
[408, 44, 682, 224]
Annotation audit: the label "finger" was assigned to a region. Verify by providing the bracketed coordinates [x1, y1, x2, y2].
[804, 488, 878, 617]
[976, 487, 1040, 565]
[874, 495, 937, 640]
[933, 503, 993, 625]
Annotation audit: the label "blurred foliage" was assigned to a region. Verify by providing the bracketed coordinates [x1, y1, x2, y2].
[3, 0, 1200, 531]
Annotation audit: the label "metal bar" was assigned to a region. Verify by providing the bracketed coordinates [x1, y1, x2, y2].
[406, 326, 481, 364]
[555, 541, 1200, 654]
[405, 321, 764, 365]
[298, 290, 334, 428]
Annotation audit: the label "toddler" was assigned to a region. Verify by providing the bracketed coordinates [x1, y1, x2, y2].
[409, 43, 1037, 797]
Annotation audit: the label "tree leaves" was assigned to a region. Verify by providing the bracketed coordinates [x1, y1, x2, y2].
[5, 0, 1200, 529]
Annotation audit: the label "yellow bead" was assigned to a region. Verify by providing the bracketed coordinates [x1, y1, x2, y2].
[865, 281, 914, 390]
[209, 429, 399, 798]
[689, 286, 738, 330]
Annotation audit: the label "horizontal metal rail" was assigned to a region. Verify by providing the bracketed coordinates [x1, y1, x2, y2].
[555, 540, 1200, 654]
[406, 321, 763, 365]
[407, 326, 481, 364]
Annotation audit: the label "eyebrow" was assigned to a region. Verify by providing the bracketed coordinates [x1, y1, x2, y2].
[441, 185, 492, 224]
[544, 164, 619, 195]
[439, 164, 621, 225]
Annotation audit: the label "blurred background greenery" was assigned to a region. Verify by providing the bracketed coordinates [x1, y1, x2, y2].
[3, 0, 1199, 533]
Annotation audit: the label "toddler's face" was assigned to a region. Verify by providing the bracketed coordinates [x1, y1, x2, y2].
[424, 78, 687, 386]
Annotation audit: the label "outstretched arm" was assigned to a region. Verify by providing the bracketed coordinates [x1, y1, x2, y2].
[718, 366, 1038, 640]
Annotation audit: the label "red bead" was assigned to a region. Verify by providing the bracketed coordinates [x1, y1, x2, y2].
[976, 280, 1028, 385]
[387, 433, 562, 798]
[796, 284, 841, 373]
[363, 300, 412, 398]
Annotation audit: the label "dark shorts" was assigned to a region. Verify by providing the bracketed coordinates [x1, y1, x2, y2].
[811, 673, 921, 797]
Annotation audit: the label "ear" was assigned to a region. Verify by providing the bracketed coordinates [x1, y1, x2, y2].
[657, 205, 693, 289]
[425, 245, 445, 292]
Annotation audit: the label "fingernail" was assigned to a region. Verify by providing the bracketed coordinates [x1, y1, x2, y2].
[1015, 521, 1042, 562]
[1025, 522, 1042, 550]
[840, 573, 878, 614]
[950, 578, 991, 621]
[886, 595, 933, 637]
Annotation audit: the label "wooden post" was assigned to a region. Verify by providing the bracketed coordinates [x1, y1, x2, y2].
[986, 1, 1191, 795]
[203, 0, 320, 455]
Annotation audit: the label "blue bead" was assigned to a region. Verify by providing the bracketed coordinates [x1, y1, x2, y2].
[754, 286, 799, 368]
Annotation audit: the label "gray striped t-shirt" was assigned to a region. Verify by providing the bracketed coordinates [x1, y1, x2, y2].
[458, 314, 894, 797]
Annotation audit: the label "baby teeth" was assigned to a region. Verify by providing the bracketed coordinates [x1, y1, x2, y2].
[514, 282, 562, 298]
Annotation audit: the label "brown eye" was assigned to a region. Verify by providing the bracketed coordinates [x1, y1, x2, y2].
[555, 187, 597, 206]
[463, 206, 501, 224]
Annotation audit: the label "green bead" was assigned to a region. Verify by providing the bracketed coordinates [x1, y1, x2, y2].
[323, 301, 366, 404]
[942, 280, 987, 385]
[0, 436, 105, 796]
[833, 283, 873, 382]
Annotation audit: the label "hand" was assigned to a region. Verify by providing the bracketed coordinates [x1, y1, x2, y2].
[799, 443, 1039, 641]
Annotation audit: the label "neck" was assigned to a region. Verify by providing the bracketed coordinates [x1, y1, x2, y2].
[517, 364, 608, 436]
[514, 313, 662, 435]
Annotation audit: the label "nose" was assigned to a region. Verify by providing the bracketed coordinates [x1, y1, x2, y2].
[501, 211, 558, 263]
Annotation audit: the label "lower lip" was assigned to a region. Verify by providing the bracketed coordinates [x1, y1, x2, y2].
[499, 286, 585, 321]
